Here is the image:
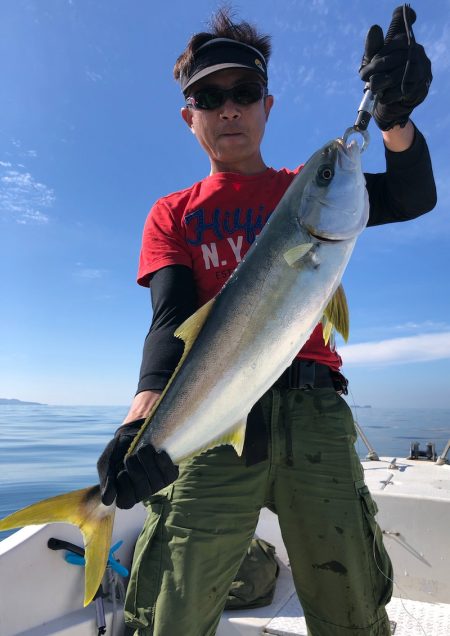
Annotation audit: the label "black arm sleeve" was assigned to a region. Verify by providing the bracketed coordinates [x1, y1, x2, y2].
[365, 125, 436, 227]
[136, 265, 197, 394]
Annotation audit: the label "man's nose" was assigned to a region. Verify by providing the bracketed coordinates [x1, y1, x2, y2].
[219, 98, 241, 119]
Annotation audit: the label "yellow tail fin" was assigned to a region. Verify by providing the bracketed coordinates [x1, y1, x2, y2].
[0, 485, 115, 606]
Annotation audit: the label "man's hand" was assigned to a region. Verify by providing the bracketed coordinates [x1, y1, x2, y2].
[97, 419, 179, 509]
[359, 5, 432, 131]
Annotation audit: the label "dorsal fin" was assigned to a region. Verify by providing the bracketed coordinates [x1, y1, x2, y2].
[174, 297, 215, 349]
[323, 284, 349, 344]
[127, 298, 215, 455]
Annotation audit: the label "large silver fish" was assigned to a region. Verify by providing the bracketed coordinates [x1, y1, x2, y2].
[0, 136, 369, 606]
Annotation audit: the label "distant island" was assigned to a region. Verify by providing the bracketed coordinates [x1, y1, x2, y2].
[353, 405, 372, 409]
[0, 398, 45, 406]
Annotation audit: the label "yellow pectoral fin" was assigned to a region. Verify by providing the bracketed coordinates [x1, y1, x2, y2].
[0, 485, 115, 607]
[323, 284, 350, 342]
[322, 316, 334, 346]
[283, 243, 314, 268]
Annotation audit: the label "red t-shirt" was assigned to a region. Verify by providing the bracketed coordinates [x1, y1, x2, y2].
[138, 167, 342, 371]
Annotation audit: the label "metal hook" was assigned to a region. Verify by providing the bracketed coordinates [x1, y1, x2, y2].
[342, 126, 370, 153]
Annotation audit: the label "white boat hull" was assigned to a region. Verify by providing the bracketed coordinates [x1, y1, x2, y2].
[1, 456, 449, 636]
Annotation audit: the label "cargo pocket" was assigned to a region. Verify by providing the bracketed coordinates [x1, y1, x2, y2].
[355, 480, 393, 608]
[124, 487, 173, 631]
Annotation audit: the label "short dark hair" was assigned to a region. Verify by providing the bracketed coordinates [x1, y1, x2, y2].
[173, 7, 272, 85]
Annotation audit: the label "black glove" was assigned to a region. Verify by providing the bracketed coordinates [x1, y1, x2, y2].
[359, 5, 432, 131]
[97, 419, 179, 509]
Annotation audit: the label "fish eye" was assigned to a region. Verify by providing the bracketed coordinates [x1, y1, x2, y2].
[316, 164, 334, 186]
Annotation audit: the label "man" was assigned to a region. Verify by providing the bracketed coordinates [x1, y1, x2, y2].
[98, 7, 435, 635]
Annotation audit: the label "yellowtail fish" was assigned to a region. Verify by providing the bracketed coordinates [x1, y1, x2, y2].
[0, 137, 369, 606]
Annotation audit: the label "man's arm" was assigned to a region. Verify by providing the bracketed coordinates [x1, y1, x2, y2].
[123, 264, 197, 422]
[97, 265, 195, 507]
[365, 121, 436, 227]
[381, 120, 414, 152]
[124, 389, 161, 423]
[358, 7, 436, 225]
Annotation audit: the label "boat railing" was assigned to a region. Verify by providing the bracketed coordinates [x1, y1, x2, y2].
[436, 439, 450, 465]
[355, 420, 450, 468]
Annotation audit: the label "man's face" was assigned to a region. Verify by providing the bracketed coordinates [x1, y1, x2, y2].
[181, 68, 274, 173]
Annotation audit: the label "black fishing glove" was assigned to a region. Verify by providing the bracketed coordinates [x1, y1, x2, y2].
[97, 419, 179, 509]
[359, 5, 432, 131]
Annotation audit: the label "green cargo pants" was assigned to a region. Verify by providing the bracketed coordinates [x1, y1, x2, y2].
[124, 388, 393, 636]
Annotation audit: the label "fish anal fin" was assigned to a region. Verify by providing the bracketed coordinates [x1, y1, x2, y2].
[182, 418, 248, 461]
[323, 284, 350, 342]
[223, 418, 247, 456]
[283, 243, 313, 267]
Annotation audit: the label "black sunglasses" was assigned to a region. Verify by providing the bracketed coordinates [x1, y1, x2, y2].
[186, 82, 268, 111]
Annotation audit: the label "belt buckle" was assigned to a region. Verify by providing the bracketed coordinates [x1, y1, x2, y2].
[289, 360, 315, 390]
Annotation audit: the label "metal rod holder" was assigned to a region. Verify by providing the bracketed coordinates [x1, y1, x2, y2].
[354, 420, 379, 460]
[436, 439, 450, 465]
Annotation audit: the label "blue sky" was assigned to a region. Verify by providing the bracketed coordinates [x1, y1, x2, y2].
[1, 0, 449, 409]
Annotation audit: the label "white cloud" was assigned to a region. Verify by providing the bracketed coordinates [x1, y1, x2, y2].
[424, 23, 450, 74]
[86, 70, 103, 82]
[74, 267, 106, 280]
[17, 210, 49, 225]
[392, 320, 450, 333]
[342, 321, 450, 344]
[340, 332, 450, 366]
[271, 62, 317, 100]
[0, 166, 54, 224]
[8, 139, 37, 157]
[270, 7, 362, 104]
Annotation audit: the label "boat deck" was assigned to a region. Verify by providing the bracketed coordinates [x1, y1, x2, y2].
[219, 457, 450, 636]
[263, 594, 450, 636]
[219, 550, 450, 636]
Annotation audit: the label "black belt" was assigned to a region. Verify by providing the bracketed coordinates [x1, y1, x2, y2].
[273, 359, 348, 394]
[243, 360, 348, 467]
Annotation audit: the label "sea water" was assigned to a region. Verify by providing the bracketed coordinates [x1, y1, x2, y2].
[0, 403, 449, 541]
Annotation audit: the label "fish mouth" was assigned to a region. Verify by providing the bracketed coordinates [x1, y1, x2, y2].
[309, 230, 344, 243]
